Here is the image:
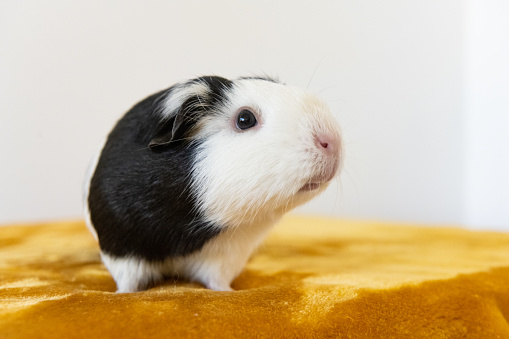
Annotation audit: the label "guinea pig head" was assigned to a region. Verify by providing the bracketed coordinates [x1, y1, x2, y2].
[153, 76, 342, 228]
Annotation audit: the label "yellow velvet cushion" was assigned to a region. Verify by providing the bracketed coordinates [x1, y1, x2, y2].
[1, 216, 508, 338]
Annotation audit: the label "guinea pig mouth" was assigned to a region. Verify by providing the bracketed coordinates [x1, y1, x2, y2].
[299, 155, 340, 192]
[299, 170, 337, 192]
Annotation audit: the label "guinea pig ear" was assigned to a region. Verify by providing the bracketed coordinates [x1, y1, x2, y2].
[149, 76, 233, 150]
[149, 80, 215, 150]
[148, 112, 188, 149]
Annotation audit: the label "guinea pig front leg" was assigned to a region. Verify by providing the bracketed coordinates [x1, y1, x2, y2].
[166, 254, 233, 291]
[171, 232, 269, 292]
[100, 252, 163, 293]
[176, 221, 278, 292]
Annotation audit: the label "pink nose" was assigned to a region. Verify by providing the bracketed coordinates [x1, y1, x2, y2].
[314, 134, 340, 156]
[313, 133, 341, 182]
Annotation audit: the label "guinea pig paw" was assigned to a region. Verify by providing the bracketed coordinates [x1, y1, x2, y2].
[203, 279, 233, 292]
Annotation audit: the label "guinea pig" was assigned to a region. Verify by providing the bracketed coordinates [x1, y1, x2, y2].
[83, 75, 342, 293]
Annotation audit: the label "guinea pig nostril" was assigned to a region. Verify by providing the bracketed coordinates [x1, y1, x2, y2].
[315, 134, 336, 153]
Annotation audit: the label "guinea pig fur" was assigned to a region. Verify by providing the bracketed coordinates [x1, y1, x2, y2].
[84, 75, 342, 293]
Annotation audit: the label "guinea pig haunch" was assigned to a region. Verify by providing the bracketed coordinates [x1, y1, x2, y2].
[84, 75, 342, 292]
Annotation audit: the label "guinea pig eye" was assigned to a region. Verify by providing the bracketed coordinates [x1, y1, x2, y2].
[235, 109, 257, 130]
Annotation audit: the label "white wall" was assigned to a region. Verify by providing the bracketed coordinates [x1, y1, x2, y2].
[296, 1, 465, 226]
[464, 0, 509, 231]
[0, 1, 507, 229]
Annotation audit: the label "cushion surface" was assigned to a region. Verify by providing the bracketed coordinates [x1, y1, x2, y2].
[1, 216, 508, 338]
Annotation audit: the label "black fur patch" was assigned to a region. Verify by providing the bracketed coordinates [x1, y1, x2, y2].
[88, 76, 233, 261]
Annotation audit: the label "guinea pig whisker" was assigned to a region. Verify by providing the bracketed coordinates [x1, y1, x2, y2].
[313, 85, 341, 96]
[132, 136, 196, 152]
[133, 145, 153, 152]
[327, 177, 340, 217]
[306, 55, 327, 90]
[341, 165, 359, 202]
[169, 136, 195, 143]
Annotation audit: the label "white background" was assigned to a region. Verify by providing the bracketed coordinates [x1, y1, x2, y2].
[1, 1, 507, 230]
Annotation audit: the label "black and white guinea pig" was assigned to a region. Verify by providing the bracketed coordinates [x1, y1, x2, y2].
[83, 75, 342, 293]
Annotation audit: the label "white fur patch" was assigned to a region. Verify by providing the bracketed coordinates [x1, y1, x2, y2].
[191, 79, 342, 229]
[159, 80, 211, 119]
[100, 252, 164, 293]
